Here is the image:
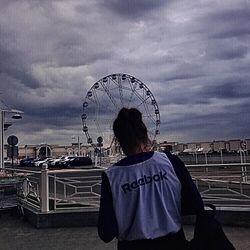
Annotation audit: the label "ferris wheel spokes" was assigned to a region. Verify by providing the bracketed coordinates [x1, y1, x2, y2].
[82, 73, 160, 151]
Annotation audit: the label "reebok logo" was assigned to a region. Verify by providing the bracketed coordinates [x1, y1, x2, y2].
[121, 171, 168, 194]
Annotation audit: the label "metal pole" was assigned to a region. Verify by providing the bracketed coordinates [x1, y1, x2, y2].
[205, 152, 208, 173]
[95, 154, 98, 167]
[243, 150, 246, 163]
[23, 178, 29, 197]
[205, 152, 208, 164]
[11, 145, 14, 169]
[99, 147, 102, 166]
[243, 150, 248, 182]
[240, 149, 243, 163]
[195, 152, 198, 164]
[0, 111, 5, 170]
[54, 174, 57, 211]
[0, 106, 23, 170]
[220, 148, 223, 164]
[25, 145, 27, 158]
[239, 149, 246, 183]
[78, 136, 80, 156]
[40, 163, 49, 212]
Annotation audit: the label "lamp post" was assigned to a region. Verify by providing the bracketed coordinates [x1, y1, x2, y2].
[219, 142, 224, 164]
[239, 147, 247, 183]
[195, 147, 198, 164]
[0, 108, 24, 170]
[72, 136, 80, 156]
[25, 145, 28, 158]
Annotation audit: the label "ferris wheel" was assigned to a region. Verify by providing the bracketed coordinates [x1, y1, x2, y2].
[82, 73, 160, 150]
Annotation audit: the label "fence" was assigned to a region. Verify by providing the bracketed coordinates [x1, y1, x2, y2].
[187, 163, 250, 208]
[4, 162, 250, 213]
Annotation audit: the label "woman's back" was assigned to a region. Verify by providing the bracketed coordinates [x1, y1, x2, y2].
[98, 107, 203, 250]
[106, 151, 182, 241]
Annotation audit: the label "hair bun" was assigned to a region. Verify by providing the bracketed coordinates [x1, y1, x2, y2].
[129, 108, 142, 121]
[117, 107, 129, 120]
[113, 107, 149, 155]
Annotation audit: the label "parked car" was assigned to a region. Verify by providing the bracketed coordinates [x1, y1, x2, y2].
[4, 158, 12, 166]
[58, 156, 76, 168]
[34, 158, 53, 167]
[49, 156, 67, 168]
[66, 157, 93, 167]
[46, 158, 56, 168]
[19, 158, 35, 167]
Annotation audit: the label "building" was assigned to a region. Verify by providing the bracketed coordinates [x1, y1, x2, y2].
[245, 139, 250, 152]
[199, 142, 212, 153]
[213, 141, 226, 152]
[18, 144, 94, 159]
[13, 138, 249, 159]
[158, 141, 177, 152]
[186, 143, 198, 151]
[228, 140, 241, 152]
[176, 143, 186, 152]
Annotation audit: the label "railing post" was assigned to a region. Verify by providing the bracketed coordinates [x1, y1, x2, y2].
[63, 183, 66, 199]
[40, 163, 49, 213]
[23, 178, 29, 197]
[54, 174, 57, 211]
[95, 155, 98, 167]
[245, 166, 248, 182]
[240, 181, 243, 194]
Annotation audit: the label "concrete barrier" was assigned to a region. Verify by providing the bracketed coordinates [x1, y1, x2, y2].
[22, 204, 250, 229]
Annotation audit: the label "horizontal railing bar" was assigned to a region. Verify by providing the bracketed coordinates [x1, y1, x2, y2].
[4, 167, 41, 174]
[48, 168, 104, 174]
[48, 176, 101, 181]
[187, 163, 250, 168]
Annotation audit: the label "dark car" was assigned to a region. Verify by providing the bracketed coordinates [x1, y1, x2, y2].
[67, 157, 93, 167]
[19, 158, 35, 167]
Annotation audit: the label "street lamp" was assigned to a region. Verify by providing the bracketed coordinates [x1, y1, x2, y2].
[0, 107, 24, 170]
[72, 135, 81, 156]
[219, 142, 224, 164]
[239, 147, 247, 183]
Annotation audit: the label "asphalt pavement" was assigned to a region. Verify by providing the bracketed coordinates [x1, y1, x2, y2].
[0, 212, 249, 250]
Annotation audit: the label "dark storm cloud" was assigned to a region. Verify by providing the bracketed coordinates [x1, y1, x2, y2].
[103, 0, 169, 19]
[214, 45, 248, 60]
[0, 29, 40, 89]
[201, 79, 250, 99]
[161, 100, 250, 142]
[1, 0, 250, 145]
[0, 58, 40, 89]
[206, 8, 250, 39]
[24, 105, 81, 123]
[54, 40, 111, 67]
[159, 69, 205, 82]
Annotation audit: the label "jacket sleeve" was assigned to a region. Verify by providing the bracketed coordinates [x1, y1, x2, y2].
[98, 172, 118, 243]
[165, 152, 204, 216]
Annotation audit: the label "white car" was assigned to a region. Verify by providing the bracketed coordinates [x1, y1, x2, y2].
[57, 156, 76, 168]
[49, 156, 66, 167]
[34, 158, 53, 167]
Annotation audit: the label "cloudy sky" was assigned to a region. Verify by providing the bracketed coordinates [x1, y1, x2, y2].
[1, 0, 250, 146]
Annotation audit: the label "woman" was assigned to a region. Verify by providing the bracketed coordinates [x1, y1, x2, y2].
[98, 107, 204, 250]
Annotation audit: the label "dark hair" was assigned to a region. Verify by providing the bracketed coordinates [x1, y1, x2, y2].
[113, 107, 149, 155]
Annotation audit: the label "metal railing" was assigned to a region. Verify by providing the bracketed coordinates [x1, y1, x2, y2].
[187, 163, 250, 208]
[48, 168, 102, 212]
[4, 162, 250, 212]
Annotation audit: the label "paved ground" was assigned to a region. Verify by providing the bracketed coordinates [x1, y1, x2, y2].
[0, 212, 249, 250]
